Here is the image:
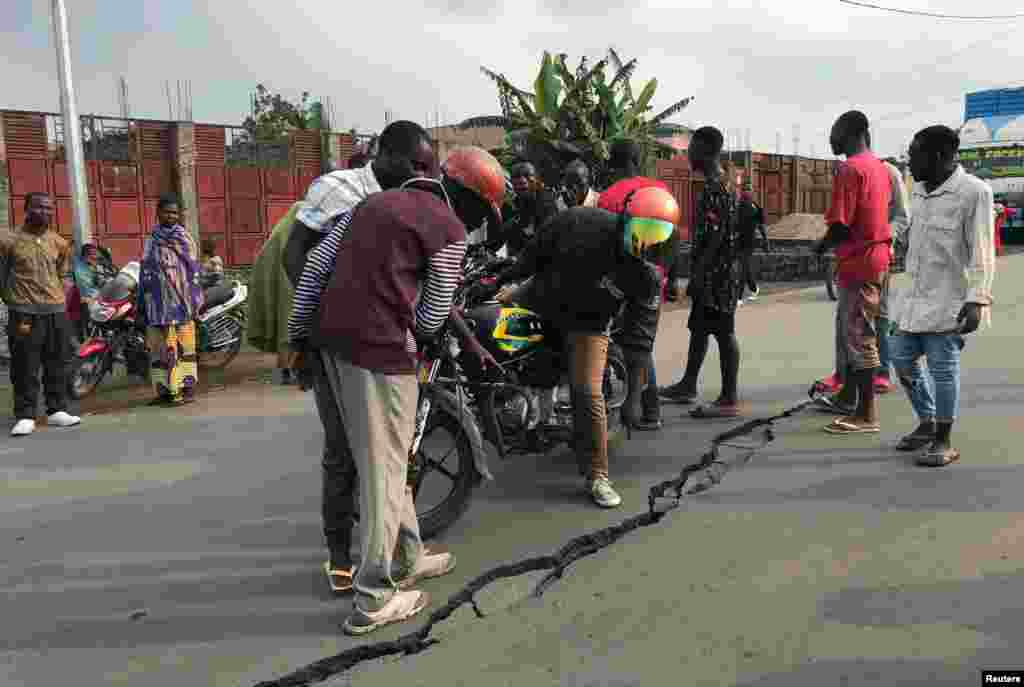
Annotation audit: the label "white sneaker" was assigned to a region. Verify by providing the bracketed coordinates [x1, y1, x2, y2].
[47, 411, 81, 428]
[747, 287, 760, 302]
[396, 552, 457, 590]
[11, 419, 35, 437]
[589, 477, 622, 508]
[343, 589, 430, 636]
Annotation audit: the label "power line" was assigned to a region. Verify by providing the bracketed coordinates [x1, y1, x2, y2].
[840, 0, 1024, 21]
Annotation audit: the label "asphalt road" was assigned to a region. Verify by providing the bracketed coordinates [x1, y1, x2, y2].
[2, 258, 1022, 687]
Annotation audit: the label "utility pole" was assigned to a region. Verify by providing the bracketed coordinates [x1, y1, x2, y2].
[51, 0, 92, 250]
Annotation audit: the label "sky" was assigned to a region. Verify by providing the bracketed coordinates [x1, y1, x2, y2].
[4, 0, 1023, 159]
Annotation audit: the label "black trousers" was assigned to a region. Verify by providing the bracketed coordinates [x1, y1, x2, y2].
[8, 311, 71, 420]
[310, 349, 359, 568]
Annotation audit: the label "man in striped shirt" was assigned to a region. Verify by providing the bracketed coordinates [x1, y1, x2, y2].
[297, 147, 507, 635]
[288, 211, 498, 366]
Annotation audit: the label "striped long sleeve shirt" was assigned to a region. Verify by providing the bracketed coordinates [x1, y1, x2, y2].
[287, 211, 466, 353]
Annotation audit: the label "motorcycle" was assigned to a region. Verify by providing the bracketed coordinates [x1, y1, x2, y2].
[68, 262, 248, 399]
[409, 248, 629, 538]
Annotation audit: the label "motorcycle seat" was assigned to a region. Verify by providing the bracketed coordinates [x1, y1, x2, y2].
[200, 284, 235, 314]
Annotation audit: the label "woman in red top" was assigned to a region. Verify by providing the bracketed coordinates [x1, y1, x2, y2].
[993, 203, 1006, 257]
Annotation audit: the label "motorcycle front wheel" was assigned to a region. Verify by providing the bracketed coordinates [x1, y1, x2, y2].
[410, 389, 479, 540]
[68, 350, 109, 400]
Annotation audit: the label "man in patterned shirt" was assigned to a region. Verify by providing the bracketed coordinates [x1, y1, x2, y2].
[660, 126, 745, 418]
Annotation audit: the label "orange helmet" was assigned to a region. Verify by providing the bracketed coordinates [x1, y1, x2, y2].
[442, 146, 507, 226]
[622, 187, 681, 262]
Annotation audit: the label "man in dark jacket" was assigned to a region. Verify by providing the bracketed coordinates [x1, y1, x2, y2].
[736, 188, 769, 302]
[487, 187, 681, 508]
[489, 161, 565, 256]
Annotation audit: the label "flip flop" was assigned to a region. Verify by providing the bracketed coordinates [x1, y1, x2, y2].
[324, 561, 355, 593]
[824, 418, 880, 434]
[689, 403, 741, 419]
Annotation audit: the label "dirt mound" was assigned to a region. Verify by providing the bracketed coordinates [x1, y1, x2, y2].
[767, 213, 827, 241]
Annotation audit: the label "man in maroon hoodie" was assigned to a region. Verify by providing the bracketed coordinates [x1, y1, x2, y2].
[309, 147, 506, 635]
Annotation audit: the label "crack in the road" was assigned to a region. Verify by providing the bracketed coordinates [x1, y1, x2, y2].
[252, 394, 818, 687]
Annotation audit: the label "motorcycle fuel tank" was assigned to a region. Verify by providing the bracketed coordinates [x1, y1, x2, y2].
[465, 303, 546, 362]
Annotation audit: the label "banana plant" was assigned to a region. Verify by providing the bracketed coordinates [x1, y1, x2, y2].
[461, 48, 694, 185]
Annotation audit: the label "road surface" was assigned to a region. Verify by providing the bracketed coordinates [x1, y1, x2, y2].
[2, 258, 1022, 686]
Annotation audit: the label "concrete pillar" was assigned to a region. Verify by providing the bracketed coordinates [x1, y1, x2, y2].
[0, 114, 10, 232]
[173, 123, 199, 243]
[325, 132, 345, 173]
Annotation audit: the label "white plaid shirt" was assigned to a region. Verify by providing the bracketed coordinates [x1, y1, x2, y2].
[900, 166, 996, 333]
[296, 164, 381, 232]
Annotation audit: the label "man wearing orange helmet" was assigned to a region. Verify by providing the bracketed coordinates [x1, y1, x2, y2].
[304, 146, 505, 635]
[487, 183, 681, 508]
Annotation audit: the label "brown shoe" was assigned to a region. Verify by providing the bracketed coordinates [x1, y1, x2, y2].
[689, 401, 742, 419]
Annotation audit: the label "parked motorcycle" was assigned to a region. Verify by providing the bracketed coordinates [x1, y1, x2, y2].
[409, 247, 629, 538]
[68, 262, 248, 399]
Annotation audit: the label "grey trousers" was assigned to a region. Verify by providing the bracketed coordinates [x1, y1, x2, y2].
[310, 351, 360, 569]
[321, 354, 423, 612]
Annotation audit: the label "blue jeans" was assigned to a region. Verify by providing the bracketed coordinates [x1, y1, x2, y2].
[890, 332, 964, 423]
[878, 317, 891, 376]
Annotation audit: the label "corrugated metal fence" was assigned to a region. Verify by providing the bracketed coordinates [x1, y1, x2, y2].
[1, 109, 361, 267]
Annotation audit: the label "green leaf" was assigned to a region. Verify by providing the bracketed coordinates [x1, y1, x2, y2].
[533, 51, 563, 118]
[633, 78, 657, 115]
[555, 53, 575, 92]
[649, 96, 695, 127]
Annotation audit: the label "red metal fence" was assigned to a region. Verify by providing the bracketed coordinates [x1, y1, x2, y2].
[656, 152, 836, 239]
[2, 109, 362, 267]
[2, 111, 175, 266]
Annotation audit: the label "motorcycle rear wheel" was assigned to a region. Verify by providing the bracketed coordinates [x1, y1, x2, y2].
[198, 320, 242, 370]
[825, 258, 839, 302]
[604, 345, 629, 410]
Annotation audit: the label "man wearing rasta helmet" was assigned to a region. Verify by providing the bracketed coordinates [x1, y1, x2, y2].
[488, 184, 681, 508]
[306, 146, 506, 636]
[598, 165, 674, 431]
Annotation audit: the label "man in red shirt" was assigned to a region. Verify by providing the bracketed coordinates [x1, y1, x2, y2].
[814, 111, 892, 435]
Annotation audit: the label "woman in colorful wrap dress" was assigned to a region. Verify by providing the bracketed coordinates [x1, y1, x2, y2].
[139, 195, 204, 405]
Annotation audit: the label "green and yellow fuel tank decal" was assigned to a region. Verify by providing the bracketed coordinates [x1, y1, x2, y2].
[492, 306, 544, 353]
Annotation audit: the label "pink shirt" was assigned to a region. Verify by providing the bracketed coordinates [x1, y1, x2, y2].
[825, 152, 892, 287]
